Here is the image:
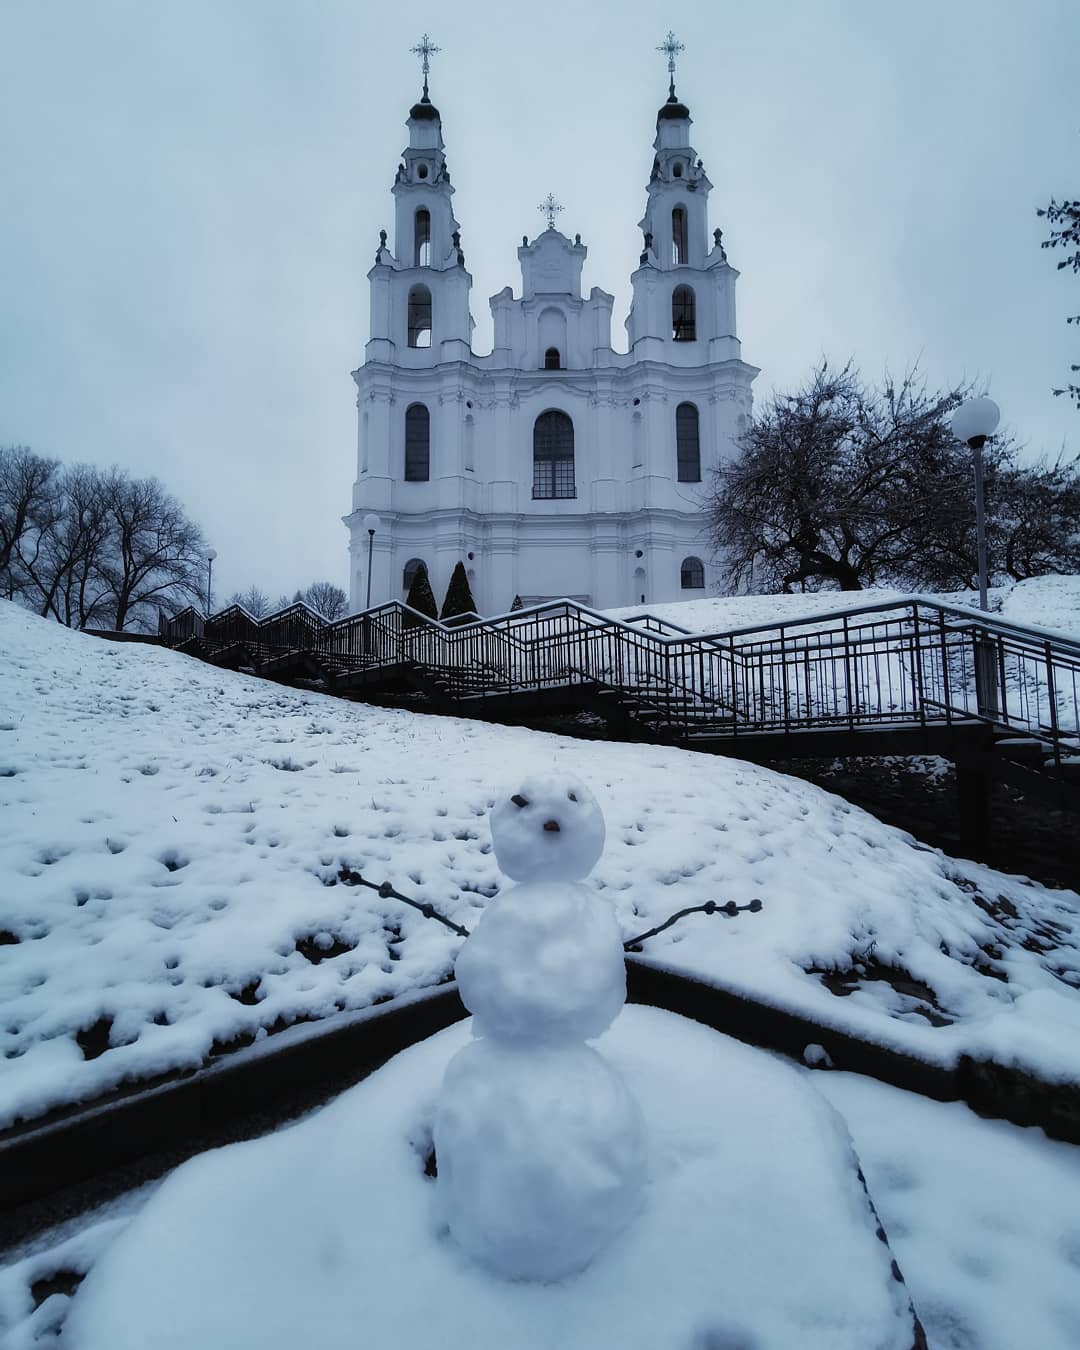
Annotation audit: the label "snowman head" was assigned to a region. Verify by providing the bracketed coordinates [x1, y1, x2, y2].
[490, 774, 605, 882]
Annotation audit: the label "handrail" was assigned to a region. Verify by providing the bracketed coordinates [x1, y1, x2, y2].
[161, 593, 1080, 768]
[177, 591, 1080, 659]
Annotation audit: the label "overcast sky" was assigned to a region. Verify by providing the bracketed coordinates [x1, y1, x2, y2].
[1, 0, 1076, 604]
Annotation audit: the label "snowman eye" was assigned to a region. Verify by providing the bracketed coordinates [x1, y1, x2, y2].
[511, 794, 529, 808]
[567, 791, 578, 802]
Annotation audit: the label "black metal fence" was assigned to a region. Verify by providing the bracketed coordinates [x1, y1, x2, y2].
[160, 595, 1080, 770]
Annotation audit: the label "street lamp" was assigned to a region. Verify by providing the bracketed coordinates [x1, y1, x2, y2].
[362, 514, 380, 610]
[204, 547, 217, 616]
[951, 397, 1000, 612]
[951, 397, 1001, 719]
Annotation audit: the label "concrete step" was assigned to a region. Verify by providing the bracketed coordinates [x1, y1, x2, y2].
[993, 735, 1052, 767]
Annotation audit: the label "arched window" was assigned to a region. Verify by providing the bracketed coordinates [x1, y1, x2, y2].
[544, 347, 561, 370]
[676, 402, 701, 482]
[414, 209, 431, 267]
[533, 410, 575, 500]
[407, 284, 432, 348]
[681, 556, 705, 590]
[672, 285, 696, 341]
[672, 207, 688, 265]
[403, 558, 427, 592]
[404, 403, 430, 481]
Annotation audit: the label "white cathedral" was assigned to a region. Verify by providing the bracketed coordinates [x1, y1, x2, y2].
[344, 37, 758, 616]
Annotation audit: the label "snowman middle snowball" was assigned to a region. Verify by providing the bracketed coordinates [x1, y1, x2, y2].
[434, 773, 646, 1282]
[456, 774, 626, 1043]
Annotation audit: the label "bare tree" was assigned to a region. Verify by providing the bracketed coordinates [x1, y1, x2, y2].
[4, 454, 209, 630]
[0, 446, 59, 595]
[706, 362, 980, 593]
[97, 470, 206, 630]
[301, 581, 348, 620]
[9, 463, 114, 626]
[707, 360, 1079, 595]
[229, 585, 272, 618]
[989, 453, 1080, 580]
[1038, 194, 1080, 408]
[42, 466, 113, 628]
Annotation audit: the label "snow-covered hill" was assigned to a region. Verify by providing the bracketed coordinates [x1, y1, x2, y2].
[608, 574, 1080, 642]
[2, 599, 1079, 1129]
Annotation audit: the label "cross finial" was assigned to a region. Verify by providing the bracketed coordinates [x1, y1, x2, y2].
[410, 33, 441, 99]
[657, 30, 685, 99]
[538, 193, 564, 232]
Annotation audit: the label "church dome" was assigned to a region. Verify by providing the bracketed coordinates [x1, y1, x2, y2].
[409, 96, 441, 121]
[657, 94, 690, 121]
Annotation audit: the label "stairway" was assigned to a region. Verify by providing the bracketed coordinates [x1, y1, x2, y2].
[155, 594, 1080, 816]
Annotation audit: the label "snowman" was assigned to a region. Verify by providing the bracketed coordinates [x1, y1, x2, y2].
[433, 773, 646, 1282]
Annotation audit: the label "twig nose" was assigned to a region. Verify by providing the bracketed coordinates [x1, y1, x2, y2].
[543, 819, 561, 832]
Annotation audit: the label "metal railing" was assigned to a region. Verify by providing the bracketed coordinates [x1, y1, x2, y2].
[159, 595, 1080, 772]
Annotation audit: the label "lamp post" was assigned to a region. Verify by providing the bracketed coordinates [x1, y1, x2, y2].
[204, 547, 217, 616]
[951, 397, 1001, 717]
[950, 397, 1000, 612]
[362, 514, 380, 609]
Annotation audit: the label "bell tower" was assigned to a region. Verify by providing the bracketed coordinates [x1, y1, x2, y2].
[366, 35, 474, 366]
[626, 33, 742, 367]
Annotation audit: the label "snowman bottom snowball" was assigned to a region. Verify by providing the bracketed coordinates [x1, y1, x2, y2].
[434, 1037, 646, 1282]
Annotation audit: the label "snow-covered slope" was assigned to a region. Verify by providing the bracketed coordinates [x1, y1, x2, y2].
[608, 575, 1080, 642]
[2, 600, 1079, 1129]
[1001, 574, 1080, 641]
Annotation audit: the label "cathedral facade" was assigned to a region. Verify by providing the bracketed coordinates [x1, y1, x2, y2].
[344, 52, 757, 616]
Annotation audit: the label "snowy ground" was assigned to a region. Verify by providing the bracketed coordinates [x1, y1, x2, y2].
[3, 1021, 1079, 1350]
[2, 599, 1080, 1130]
[608, 574, 1080, 643]
[52, 1009, 923, 1350]
[814, 1069, 1080, 1350]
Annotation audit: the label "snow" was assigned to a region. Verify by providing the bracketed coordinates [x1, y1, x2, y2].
[608, 575, 1080, 644]
[7, 1046, 1079, 1350]
[61, 1008, 919, 1350]
[1001, 574, 1080, 643]
[2, 598, 1080, 1130]
[813, 1070, 1080, 1350]
[0, 1218, 129, 1350]
[611, 586, 924, 635]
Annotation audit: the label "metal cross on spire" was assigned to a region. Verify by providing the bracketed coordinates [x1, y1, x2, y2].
[410, 33, 441, 99]
[538, 193, 564, 231]
[656, 30, 685, 98]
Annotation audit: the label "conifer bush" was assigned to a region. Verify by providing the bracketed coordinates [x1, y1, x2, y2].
[404, 563, 438, 628]
[440, 561, 477, 622]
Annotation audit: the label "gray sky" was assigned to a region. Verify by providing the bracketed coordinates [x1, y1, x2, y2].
[1, 0, 1076, 605]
